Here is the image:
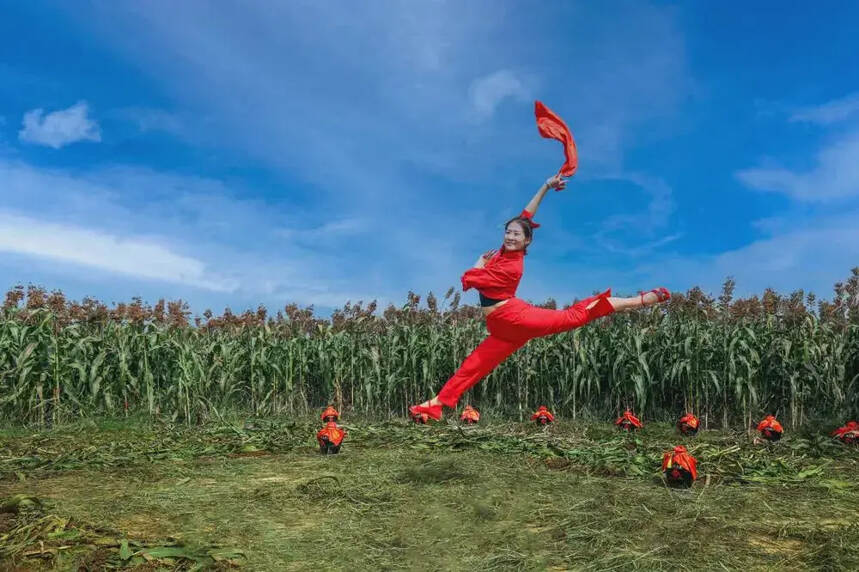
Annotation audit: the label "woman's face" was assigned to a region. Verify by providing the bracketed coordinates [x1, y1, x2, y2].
[504, 221, 531, 251]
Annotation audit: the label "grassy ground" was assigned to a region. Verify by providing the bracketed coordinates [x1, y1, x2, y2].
[1, 416, 858, 571]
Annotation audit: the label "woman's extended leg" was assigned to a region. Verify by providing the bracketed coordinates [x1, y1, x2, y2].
[498, 288, 669, 340]
[606, 287, 670, 312]
[411, 334, 525, 417]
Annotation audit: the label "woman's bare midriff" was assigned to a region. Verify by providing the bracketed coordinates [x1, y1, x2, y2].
[482, 298, 509, 317]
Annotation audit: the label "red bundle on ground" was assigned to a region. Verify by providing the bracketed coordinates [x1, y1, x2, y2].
[677, 413, 700, 436]
[615, 409, 643, 431]
[316, 421, 346, 454]
[535, 101, 578, 178]
[321, 405, 340, 422]
[832, 421, 859, 444]
[460, 405, 480, 425]
[662, 445, 698, 487]
[531, 406, 554, 425]
[756, 415, 783, 441]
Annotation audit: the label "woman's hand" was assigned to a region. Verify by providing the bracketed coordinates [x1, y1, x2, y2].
[545, 174, 567, 192]
[474, 249, 497, 268]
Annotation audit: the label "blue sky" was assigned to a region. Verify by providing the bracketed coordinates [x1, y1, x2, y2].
[1, 1, 858, 316]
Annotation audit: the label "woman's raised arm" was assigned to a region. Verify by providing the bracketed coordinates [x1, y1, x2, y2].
[523, 174, 566, 217]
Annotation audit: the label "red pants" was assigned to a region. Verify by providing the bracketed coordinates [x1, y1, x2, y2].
[437, 290, 614, 407]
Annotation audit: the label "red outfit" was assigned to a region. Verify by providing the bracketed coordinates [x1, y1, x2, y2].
[431, 212, 615, 410]
[535, 101, 578, 177]
[662, 445, 698, 481]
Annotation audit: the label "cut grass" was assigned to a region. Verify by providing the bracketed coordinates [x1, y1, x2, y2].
[1, 417, 858, 570]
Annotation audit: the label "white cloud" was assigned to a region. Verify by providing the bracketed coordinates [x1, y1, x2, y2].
[0, 212, 236, 292]
[468, 69, 528, 119]
[114, 107, 185, 135]
[0, 159, 410, 309]
[18, 101, 101, 148]
[631, 210, 859, 298]
[790, 92, 859, 125]
[276, 218, 369, 242]
[736, 130, 859, 202]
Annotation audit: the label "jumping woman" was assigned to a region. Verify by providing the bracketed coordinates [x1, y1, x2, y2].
[409, 173, 671, 421]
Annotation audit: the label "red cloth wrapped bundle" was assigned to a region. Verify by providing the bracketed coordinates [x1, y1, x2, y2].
[832, 421, 859, 444]
[662, 445, 698, 485]
[535, 101, 578, 178]
[531, 405, 555, 425]
[615, 409, 643, 431]
[321, 405, 340, 422]
[316, 421, 346, 453]
[756, 415, 783, 441]
[677, 413, 700, 436]
[460, 405, 480, 424]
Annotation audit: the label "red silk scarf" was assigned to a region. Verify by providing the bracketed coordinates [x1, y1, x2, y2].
[535, 101, 578, 178]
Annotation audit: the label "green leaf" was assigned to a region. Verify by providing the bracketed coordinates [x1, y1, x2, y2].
[119, 539, 132, 560]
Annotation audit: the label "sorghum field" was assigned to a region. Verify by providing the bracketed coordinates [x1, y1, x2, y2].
[1, 271, 858, 570]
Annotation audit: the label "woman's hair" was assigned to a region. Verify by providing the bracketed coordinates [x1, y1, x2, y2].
[504, 216, 533, 253]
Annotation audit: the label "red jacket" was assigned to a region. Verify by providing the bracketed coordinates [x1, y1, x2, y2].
[461, 248, 524, 300]
[461, 209, 539, 300]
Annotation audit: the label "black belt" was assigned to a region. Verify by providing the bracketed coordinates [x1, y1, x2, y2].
[479, 293, 507, 307]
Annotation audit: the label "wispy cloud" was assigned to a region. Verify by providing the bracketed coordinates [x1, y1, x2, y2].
[67, 2, 688, 191]
[18, 101, 101, 148]
[592, 173, 679, 255]
[468, 69, 528, 119]
[736, 130, 859, 202]
[0, 212, 236, 292]
[276, 218, 370, 244]
[0, 158, 434, 309]
[789, 92, 859, 125]
[112, 106, 186, 136]
[631, 209, 859, 297]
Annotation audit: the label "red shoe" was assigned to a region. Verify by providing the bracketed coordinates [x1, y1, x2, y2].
[409, 404, 442, 421]
[640, 287, 670, 306]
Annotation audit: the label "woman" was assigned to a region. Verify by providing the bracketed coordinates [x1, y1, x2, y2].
[410, 174, 671, 421]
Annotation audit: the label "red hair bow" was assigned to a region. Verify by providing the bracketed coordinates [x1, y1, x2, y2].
[518, 209, 540, 229]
